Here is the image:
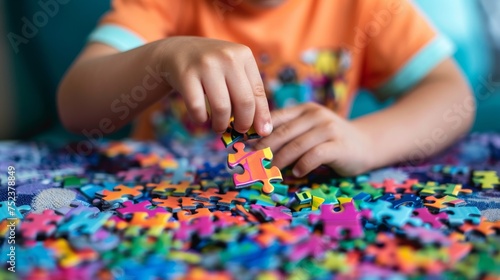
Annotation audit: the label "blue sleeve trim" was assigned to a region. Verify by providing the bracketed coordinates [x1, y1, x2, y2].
[87, 24, 145, 52]
[375, 36, 456, 100]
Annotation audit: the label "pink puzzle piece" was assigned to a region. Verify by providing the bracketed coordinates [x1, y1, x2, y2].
[289, 233, 335, 262]
[117, 201, 166, 218]
[412, 208, 448, 229]
[250, 205, 292, 221]
[21, 209, 63, 239]
[309, 201, 371, 240]
[227, 142, 282, 194]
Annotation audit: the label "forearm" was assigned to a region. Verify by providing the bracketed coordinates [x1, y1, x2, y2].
[353, 59, 475, 169]
[58, 41, 172, 134]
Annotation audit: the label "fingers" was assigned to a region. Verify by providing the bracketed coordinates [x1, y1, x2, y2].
[226, 67, 255, 133]
[202, 74, 232, 134]
[272, 126, 331, 169]
[293, 142, 338, 177]
[254, 107, 312, 152]
[270, 104, 309, 128]
[177, 76, 208, 123]
[245, 59, 272, 136]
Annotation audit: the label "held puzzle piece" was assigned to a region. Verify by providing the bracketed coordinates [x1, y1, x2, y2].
[227, 142, 283, 194]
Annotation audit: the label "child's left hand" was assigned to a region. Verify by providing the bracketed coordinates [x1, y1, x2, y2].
[254, 102, 375, 177]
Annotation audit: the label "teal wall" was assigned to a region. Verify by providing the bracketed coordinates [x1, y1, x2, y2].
[351, 0, 500, 132]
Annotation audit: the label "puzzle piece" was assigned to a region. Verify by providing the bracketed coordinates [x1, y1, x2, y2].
[371, 179, 419, 194]
[309, 201, 371, 239]
[213, 211, 246, 227]
[96, 184, 144, 204]
[445, 206, 482, 226]
[55, 201, 99, 217]
[20, 209, 63, 240]
[180, 197, 216, 210]
[147, 181, 200, 197]
[460, 217, 500, 236]
[117, 166, 164, 183]
[414, 182, 472, 197]
[0, 201, 31, 221]
[177, 208, 213, 222]
[221, 117, 261, 148]
[308, 184, 340, 204]
[360, 200, 422, 228]
[227, 142, 282, 194]
[194, 188, 246, 206]
[254, 220, 309, 247]
[174, 216, 216, 241]
[232, 204, 259, 223]
[58, 175, 89, 189]
[129, 212, 179, 235]
[412, 208, 448, 229]
[44, 239, 97, 267]
[152, 197, 182, 212]
[250, 205, 292, 221]
[117, 200, 166, 218]
[57, 210, 113, 236]
[423, 195, 466, 212]
[472, 170, 500, 189]
[403, 226, 451, 245]
[379, 193, 423, 209]
[289, 233, 335, 262]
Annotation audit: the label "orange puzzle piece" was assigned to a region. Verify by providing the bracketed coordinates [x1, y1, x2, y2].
[147, 181, 200, 197]
[98, 184, 143, 203]
[227, 142, 282, 194]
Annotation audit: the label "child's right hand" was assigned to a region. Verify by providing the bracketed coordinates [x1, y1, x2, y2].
[156, 36, 273, 136]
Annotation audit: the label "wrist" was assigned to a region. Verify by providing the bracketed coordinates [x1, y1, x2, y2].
[351, 120, 382, 173]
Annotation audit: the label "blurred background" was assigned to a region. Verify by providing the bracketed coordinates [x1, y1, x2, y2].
[0, 0, 499, 143]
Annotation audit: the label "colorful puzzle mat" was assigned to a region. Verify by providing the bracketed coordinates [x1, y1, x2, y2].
[0, 132, 500, 279]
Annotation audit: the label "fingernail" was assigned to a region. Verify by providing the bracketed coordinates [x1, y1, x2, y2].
[262, 122, 273, 135]
[292, 168, 301, 177]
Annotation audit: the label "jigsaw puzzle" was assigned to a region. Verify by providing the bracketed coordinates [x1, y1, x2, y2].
[0, 128, 499, 279]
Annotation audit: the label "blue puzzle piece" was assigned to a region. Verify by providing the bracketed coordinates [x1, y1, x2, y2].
[79, 182, 116, 199]
[360, 200, 422, 228]
[445, 206, 481, 226]
[0, 201, 31, 221]
[379, 194, 423, 209]
[57, 210, 113, 236]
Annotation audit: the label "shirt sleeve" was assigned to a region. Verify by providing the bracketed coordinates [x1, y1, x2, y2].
[358, 0, 456, 100]
[88, 0, 183, 52]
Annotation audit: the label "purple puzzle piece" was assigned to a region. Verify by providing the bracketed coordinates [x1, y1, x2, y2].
[174, 216, 215, 241]
[412, 208, 448, 229]
[309, 201, 371, 240]
[403, 226, 451, 245]
[250, 205, 292, 221]
[289, 233, 335, 262]
[117, 166, 165, 183]
[117, 201, 167, 218]
[56, 201, 99, 217]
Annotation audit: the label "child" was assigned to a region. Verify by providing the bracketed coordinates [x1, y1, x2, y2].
[58, 0, 474, 177]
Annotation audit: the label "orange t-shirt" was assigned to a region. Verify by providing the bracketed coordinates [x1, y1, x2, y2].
[89, 0, 454, 140]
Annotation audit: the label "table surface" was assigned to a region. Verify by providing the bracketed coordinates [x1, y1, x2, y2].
[0, 133, 499, 279]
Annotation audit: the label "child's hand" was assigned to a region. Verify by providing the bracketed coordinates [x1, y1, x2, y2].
[254, 102, 375, 177]
[158, 36, 272, 136]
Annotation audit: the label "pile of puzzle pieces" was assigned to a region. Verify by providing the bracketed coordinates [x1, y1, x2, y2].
[1, 131, 500, 279]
